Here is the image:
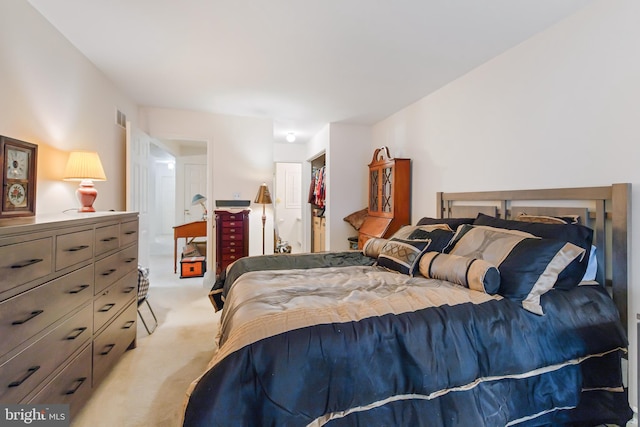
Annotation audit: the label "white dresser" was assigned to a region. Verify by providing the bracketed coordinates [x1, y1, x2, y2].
[0, 212, 138, 417]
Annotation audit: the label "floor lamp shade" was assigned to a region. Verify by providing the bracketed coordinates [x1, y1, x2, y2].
[63, 151, 107, 212]
[254, 183, 272, 254]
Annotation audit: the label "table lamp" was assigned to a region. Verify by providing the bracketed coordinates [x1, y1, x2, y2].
[63, 151, 107, 212]
[191, 193, 207, 220]
[254, 183, 272, 254]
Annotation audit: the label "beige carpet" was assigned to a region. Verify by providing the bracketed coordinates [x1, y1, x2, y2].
[71, 253, 221, 427]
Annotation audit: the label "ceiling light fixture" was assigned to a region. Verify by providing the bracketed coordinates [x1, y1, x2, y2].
[286, 132, 296, 143]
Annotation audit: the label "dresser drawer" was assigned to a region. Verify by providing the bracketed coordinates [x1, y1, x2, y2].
[120, 220, 139, 247]
[222, 253, 242, 264]
[93, 270, 137, 332]
[222, 211, 244, 219]
[0, 264, 94, 358]
[0, 303, 92, 404]
[221, 246, 242, 255]
[221, 233, 243, 242]
[0, 237, 53, 295]
[56, 229, 94, 271]
[28, 344, 92, 417]
[222, 225, 243, 235]
[92, 301, 136, 387]
[95, 224, 120, 255]
[94, 245, 138, 295]
[222, 219, 244, 229]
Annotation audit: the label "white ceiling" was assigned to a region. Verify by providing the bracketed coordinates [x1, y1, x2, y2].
[27, 0, 592, 144]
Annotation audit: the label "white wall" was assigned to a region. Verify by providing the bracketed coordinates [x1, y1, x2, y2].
[0, 1, 137, 214]
[326, 123, 371, 250]
[139, 107, 274, 260]
[372, 0, 640, 413]
[300, 124, 371, 252]
[274, 141, 307, 163]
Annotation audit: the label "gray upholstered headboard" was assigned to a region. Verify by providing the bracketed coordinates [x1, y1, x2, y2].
[437, 184, 631, 330]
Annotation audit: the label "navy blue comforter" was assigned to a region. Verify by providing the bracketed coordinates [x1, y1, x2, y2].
[187, 255, 631, 427]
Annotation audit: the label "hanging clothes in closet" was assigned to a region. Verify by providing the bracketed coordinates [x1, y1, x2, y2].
[308, 166, 326, 208]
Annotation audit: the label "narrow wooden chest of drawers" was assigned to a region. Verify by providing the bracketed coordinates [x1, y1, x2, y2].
[215, 209, 249, 275]
[0, 212, 138, 418]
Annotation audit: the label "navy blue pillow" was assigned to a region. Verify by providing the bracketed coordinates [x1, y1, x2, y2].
[473, 213, 593, 290]
[407, 228, 455, 252]
[448, 224, 585, 314]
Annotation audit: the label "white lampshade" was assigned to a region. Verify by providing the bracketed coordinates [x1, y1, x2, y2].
[63, 151, 107, 213]
[63, 151, 107, 181]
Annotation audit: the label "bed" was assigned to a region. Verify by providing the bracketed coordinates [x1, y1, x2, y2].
[183, 184, 632, 426]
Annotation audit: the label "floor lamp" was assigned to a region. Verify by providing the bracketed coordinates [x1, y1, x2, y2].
[254, 183, 272, 254]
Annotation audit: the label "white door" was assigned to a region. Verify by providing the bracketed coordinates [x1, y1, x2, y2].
[183, 163, 207, 222]
[126, 122, 151, 268]
[274, 162, 302, 253]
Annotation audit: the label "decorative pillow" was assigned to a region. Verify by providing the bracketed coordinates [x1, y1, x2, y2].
[514, 213, 580, 225]
[377, 238, 432, 276]
[473, 213, 592, 290]
[362, 238, 388, 258]
[406, 228, 455, 251]
[391, 224, 453, 240]
[416, 217, 475, 230]
[447, 224, 585, 315]
[343, 208, 368, 231]
[419, 252, 500, 294]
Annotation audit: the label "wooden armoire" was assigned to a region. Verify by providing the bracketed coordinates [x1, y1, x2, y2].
[358, 147, 411, 249]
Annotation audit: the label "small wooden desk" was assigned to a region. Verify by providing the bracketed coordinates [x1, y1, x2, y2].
[173, 221, 207, 273]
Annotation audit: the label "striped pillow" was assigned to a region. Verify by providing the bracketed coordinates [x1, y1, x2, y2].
[419, 252, 500, 294]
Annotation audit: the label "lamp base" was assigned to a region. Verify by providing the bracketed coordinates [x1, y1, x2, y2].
[76, 180, 98, 213]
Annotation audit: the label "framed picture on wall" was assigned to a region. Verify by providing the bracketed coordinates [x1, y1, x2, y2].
[0, 135, 38, 218]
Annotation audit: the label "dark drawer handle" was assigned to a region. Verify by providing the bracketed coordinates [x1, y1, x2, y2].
[123, 286, 135, 294]
[99, 303, 116, 312]
[11, 258, 44, 269]
[66, 327, 87, 340]
[101, 268, 117, 276]
[8, 366, 40, 388]
[66, 245, 89, 252]
[12, 310, 44, 325]
[100, 344, 115, 355]
[122, 320, 135, 329]
[101, 236, 117, 242]
[124, 230, 137, 235]
[65, 377, 87, 395]
[123, 257, 136, 264]
[68, 284, 90, 294]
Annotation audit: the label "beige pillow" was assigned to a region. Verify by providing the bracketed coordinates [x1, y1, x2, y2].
[362, 238, 388, 258]
[515, 213, 580, 225]
[419, 252, 500, 294]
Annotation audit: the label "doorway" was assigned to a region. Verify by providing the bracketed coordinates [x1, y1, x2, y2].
[153, 141, 208, 263]
[274, 162, 302, 253]
[126, 124, 208, 271]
